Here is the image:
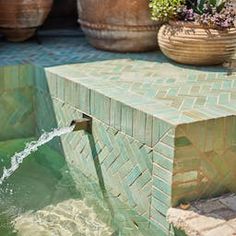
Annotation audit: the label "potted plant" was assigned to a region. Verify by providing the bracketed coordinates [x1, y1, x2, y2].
[150, 0, 236, 65]
[0, 0, 53, 42]
[77, 0, 161, 52]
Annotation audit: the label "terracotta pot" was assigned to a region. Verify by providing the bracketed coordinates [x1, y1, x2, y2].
[158, 21, 236, 65]
[0, 0, 53, 42]
[77, 0, 160, 52]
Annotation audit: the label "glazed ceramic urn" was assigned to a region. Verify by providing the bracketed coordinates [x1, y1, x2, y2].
[158, 21, 236, 66]
[77, 0, 160, 52]
[0, 0, 53, 42]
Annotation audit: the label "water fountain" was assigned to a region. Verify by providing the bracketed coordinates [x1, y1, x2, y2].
[0, 117, 91, 185]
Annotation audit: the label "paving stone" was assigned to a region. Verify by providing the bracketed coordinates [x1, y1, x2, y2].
[193, 200, 226, 214]
[227, 218, 236, 230]
[220, 195, 236, 211]
[202, 223, 236, 236]
[211, 209, 236, 221]
[168, 194, 236, 236]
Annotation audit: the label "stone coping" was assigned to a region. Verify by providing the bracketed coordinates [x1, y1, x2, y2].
[167, 193, 236, 236]
[46, 58, 236, 126]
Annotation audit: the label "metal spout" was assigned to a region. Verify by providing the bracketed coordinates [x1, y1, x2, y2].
[70, 117, 92, 132]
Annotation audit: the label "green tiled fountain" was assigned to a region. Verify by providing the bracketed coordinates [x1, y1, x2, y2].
[0, 37, 235, 235]
[42, 59, 236, 235]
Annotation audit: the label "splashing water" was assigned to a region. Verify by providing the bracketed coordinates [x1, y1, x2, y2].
[0, 126, 74, 185]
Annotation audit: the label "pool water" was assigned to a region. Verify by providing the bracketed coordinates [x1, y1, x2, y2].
[0, 138, 112, 236]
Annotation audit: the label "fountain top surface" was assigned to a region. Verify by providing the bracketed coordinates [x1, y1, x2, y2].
[0, 36, 235, 125]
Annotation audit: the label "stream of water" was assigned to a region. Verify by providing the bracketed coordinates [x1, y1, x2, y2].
[0, 137, 113, 235]
[0, 126, 74, 185]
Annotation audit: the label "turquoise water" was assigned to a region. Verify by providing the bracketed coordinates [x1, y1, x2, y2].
[0, 138, 158, 236]
[0, 138, 111, 236]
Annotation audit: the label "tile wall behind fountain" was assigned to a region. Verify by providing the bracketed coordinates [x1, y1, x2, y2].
[0, 64, 35, 141]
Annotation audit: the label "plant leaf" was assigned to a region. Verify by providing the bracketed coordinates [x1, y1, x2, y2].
[209, 0, 217, 6]
[217, 0, 226, 12]
[186, 0, 203, 14]
[198, 0, 206, 11]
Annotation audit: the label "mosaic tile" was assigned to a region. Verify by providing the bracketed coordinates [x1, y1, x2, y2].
[1, 37, 236, 236]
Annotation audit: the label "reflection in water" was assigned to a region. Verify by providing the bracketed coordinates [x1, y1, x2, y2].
[0, 138, 112, 236]
[14, 199, 112, 236]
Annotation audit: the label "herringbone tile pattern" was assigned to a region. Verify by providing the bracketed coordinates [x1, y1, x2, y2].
[1, 36, 235, 236]
[35, 86, 178, 234]
[0, 37, 166, 67]
[54, 98, 152, 215]
[47, 57, 235, 125]
[35, 94, 162, 234]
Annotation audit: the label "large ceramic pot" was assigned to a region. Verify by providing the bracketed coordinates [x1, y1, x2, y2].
[158, 21, 236, 66]
[77, 0, 160, 52]
[0, 0, 53, 42]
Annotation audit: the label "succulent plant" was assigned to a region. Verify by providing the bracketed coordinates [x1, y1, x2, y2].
[150, 0, 236, 29]
[186, 0, 226, 14]
[149, 0, 184, 22]
[183, 0, 236, 28]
